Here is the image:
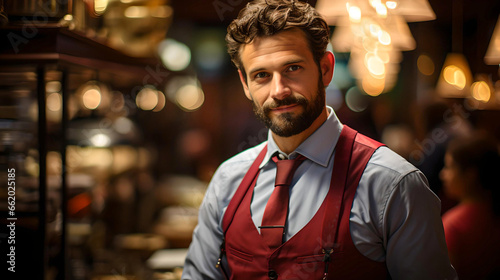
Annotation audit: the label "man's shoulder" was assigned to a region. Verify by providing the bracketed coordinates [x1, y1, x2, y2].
[371, 146, 417, 171]
[360, 145, 433, 208]
[365, 145, 422, 184]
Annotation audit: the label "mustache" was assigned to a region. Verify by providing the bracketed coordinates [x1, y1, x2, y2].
[263, 96, 308, 111]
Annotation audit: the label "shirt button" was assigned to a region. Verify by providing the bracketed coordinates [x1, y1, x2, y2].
[278, 154, 286, 160]
[268, 270, 278, 279]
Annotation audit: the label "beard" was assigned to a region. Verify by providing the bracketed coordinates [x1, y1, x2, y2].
[252, 80, 325, 137]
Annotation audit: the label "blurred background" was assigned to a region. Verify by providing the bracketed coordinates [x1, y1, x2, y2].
[0, 0, 499, 279]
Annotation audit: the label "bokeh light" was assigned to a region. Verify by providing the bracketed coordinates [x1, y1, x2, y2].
[378, 30, 391, 45]
[114, 117, 134, 134]
[386, 1, 398, 9]
[345, 86, 369, 112]
[90, 133, 111, 147]
[443, 65, 466, 90]
[136, 86, 159, 111]
[46, 81, 61, 93]
[365, 54, 386, 77]
[417, 54, 435, 76]
[94, 0, 108, 15]
[471, 81, 491, 103]
[47, 92, 62, 112]
[347, 5, 362, 23]
[158, 39, 191, 71]
[175, 84, 205, 111]
[153, 90, 166, 112]
[124, 6, 149, 18]
[82, 88, 101, 110]
[361, 75, 385, 96]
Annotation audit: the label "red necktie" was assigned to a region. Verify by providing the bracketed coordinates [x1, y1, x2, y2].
[260, 154, 306, 249]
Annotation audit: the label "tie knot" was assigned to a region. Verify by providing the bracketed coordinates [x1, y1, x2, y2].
[272, 154, 306, 187]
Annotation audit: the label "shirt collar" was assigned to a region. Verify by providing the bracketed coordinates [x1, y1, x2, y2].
[260, 106, 343, 168]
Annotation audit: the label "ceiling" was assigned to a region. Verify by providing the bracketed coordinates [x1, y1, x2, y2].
[171, 0, 499, 24]
[170, 0, 500, 79]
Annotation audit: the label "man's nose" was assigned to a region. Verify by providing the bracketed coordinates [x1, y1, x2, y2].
[270, 74, 291, 100]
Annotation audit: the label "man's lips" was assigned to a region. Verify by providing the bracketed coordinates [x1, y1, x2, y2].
[270, 103, 300, 113]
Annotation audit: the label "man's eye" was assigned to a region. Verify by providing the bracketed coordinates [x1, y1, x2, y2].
[254, 72, 268, 79]
[288, 65, 301, 72]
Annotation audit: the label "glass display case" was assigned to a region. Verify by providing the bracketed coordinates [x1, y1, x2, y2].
[0, 25, 170, 280]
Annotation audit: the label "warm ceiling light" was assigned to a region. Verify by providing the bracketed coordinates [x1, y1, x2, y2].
[369, 0, 382, 8]
[124, 6, 149, 18]
[437, 53, 473, 98]
[365, 54, 386, 77]
[484, 16, 500, 65]
[315, 0, 435, 24]
[348, 5, 362, 23]
[362, 37, 378, 53]
[94, 0, 108, 15]
[378, 30, 391, 45]
[443, 66, 466, 90]
[315, 0, 430, 96]
[471, 81, 491, 103]
[369, 23, 381, 37]
[362, 75, 385, 96]
[393, 0, 436, 22]
[386, 1, 398, 10]
[375, 49, 391, 63]
[385, 15, 415, 51]
[375, 3, 388, 18]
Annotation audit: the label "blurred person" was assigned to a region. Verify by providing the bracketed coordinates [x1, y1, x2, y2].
[182, 1, 456, 279]
[412, 101, 472, 214]
[413, 102, 453, 195]
[440, 133, 500, 279]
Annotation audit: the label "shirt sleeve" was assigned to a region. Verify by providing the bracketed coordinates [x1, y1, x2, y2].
[383, 171, 457, 280]
[182, 173, 226, 280]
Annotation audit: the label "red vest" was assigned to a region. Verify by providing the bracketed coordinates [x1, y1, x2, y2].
[219, 126, 388, 279]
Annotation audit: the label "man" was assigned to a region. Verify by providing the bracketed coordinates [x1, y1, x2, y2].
[182, 0, 457, 279]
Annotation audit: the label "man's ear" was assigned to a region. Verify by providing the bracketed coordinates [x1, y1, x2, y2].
[320, 51, 335, 87]
[238, 69, 252, 100]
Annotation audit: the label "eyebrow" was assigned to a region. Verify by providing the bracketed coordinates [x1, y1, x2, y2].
[248, 59, 305, 76]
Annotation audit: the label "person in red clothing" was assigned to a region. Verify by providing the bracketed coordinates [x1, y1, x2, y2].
[440, 132, 500, 279]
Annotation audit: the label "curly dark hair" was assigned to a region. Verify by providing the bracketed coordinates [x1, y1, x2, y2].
[226, 0, 330, 74]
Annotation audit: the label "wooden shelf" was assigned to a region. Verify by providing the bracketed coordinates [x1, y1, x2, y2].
[0, 24, 168, 88]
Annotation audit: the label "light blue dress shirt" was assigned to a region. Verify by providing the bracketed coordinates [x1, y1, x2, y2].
[182, 107, 457, 280]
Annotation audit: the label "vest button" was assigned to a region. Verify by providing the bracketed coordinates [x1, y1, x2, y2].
[268, 270, 278, 279]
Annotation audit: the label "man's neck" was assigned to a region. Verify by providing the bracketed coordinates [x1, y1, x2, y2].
[271, 108, 329, 154]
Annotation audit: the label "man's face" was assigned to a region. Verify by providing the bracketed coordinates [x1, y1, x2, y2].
[238, 29, 333, 137]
